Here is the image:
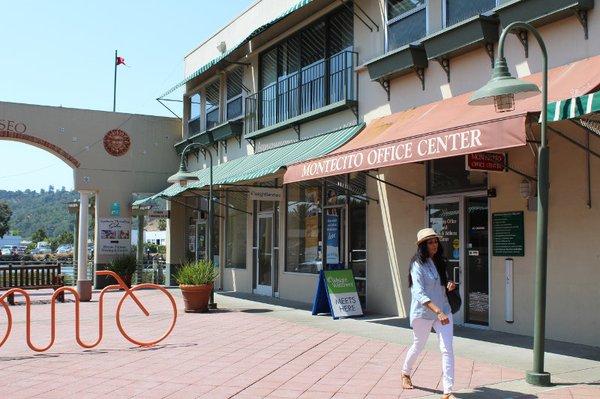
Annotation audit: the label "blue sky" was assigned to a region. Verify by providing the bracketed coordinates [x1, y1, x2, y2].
[0, 0, 252, 191]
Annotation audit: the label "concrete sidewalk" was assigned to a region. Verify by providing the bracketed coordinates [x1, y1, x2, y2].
[215, 291, 600, 398]
[0, 288, 597, 398]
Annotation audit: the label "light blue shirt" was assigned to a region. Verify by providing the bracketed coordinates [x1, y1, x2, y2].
[409, 258, 451, 325]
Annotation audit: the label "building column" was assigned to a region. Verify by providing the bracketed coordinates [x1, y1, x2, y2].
[77, 190, 93, 301]
[136, 213, 145, 283]
[73, 210, 79, 283]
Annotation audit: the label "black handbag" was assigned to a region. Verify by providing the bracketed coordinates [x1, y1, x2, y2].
[445, 265, 462, 314]
[446, 287, 462, 314]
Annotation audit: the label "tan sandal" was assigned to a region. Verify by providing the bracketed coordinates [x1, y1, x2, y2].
[402, 374, 414, 389]
[441, 394, 456, 399]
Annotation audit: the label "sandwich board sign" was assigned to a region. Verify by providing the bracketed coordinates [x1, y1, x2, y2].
[312, 269, 363, 319]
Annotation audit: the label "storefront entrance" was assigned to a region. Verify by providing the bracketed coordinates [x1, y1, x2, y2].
[427, 194, 490, 326]
[253, 200, 279, 296]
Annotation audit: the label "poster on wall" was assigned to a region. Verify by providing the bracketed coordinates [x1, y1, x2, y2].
[98, 218, 131, 255]
[492, 211, 525, 256]
[326, 213, 339, 264]
[188, 224, 196, 253]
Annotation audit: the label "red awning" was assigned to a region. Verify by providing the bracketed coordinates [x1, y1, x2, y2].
[284, 55, 600, 184]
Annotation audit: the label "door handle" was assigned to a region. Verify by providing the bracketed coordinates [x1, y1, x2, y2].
[453, 267, 460, 284]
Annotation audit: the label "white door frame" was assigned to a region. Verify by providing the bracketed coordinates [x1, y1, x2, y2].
[254, 210, 274, 296]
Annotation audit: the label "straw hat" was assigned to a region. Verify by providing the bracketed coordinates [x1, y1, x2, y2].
[416, 228, 440, 245]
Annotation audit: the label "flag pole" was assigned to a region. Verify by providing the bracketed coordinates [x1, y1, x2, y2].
[113, 49, 117, 112]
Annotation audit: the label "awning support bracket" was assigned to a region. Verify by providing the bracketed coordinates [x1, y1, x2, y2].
[156, 98, 182, 120]
[378, 79, 390, 101]
[220, 140, 227, 153]
[505, 162, 537, 182]
[548, 124, 600, 160]
[437, 58, 450, 83]
[338, 0, 379, 32]
[323, 177, 378, 204]
[223, 60, 251, 67]
[292, 124, 301, 140]
[484, 42, 494, 67]
[574, 9, 589, 40]
[234, 133, 242, 148]
[515, 29, 529, 58]
[415, 67, 425, 91]
[365, 173, 424, 200]
[246, 138, 255, 151]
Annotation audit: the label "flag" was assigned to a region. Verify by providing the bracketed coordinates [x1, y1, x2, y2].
[116, 56, 126, 66]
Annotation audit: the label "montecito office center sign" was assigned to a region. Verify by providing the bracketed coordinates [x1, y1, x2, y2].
[284, 116, 527, 184]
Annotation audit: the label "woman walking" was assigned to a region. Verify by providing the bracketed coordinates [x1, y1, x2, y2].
[402, 228, 457, 399]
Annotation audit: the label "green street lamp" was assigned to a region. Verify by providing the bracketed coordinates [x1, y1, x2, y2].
[168, 142, 217, 309]
[469, 21, 551, 386]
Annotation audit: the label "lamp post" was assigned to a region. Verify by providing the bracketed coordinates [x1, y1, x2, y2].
[469, 21, 550, 386]
[167, 142, 217, 309]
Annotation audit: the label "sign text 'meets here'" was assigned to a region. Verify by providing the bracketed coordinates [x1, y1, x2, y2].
[300, 129, 484, 179]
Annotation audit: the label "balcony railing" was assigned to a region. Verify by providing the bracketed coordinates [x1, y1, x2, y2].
[245, 51, 358, 136]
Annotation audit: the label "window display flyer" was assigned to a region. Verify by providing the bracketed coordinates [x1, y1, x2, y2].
[326, 213, 340, 264]
[99, 218, 131, 255]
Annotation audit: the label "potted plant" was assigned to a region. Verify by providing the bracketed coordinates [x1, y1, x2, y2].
[107, 253, 137, 287]
[175, 259, 219, 313]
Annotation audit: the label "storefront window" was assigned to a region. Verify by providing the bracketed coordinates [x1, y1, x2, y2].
[286, 183, 322, 273]
[428, 156, 487, 195]
[225, 192, 247, 269]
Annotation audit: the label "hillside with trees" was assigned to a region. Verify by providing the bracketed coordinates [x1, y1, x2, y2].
[0, 186, 78, 239]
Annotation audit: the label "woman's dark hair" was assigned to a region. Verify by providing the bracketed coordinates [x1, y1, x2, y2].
[408, 238, 448, 288]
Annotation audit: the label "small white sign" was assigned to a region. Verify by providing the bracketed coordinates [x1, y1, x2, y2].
[148, 210, 169, 218]
[98, 218, 132, 255]
[248, 187, 282, 201]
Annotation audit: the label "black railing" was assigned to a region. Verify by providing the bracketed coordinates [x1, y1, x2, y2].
[245, 51, 358, 135]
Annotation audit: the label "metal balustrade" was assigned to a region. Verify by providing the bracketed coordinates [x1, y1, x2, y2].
[245, 51, 358, 136]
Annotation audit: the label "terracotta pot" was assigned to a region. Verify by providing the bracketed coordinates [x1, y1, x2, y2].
[180, 284, 213, 313]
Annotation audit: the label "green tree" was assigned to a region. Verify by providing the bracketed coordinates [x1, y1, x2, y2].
[0, 202, 12, 238]
[158, 218, 167, 231]
[31, 228, 48, 243]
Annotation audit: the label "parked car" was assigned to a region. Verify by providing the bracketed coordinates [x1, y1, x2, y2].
[16, 246, 26, 256]
[32, 245, 52, 255]
[56, 244, 73, 254]
[1, 246, 13, 256]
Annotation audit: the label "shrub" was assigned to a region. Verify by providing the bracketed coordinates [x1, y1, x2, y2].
[108, 253, 137, 277]
[175, 260, 219, 286]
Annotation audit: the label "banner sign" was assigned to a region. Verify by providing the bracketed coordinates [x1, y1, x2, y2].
[98, 218, 131, 255]
[148, 210, 169, 218]
[466, 152, 507, 172]
[312, 269, 363, 319]
[326, 214, 340, 264]
[248, 187, 282, 201]
[492, 211, 525, 256]
[284, 116, 527, 183]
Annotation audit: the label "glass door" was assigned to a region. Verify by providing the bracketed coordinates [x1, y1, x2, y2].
[428, 198, 463, 325]
[465, 196, 489, 325]
[427, 195, 490, 326]
[256, 212, 273, 296]
[349, 199, 367, 310]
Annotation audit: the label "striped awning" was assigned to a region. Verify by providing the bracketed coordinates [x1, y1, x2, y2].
[141, 124, 364, 201]
[159, 0, 314, 99]
[543, 90, 600, 122]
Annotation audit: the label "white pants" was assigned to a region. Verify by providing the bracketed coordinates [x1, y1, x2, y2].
[402, 314, 454, 394]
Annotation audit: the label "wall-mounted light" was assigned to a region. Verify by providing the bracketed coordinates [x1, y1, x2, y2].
[519, 179, 532, 199]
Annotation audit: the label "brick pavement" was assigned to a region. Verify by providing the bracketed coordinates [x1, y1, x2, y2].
[0, 289, 597, 399]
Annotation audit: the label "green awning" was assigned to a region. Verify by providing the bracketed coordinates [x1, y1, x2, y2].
[543, 90, 600, 122]
[149, 123, 364, 200]
[159, 0, 314, 99]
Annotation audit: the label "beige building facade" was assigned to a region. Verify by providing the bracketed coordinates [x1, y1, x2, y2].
[0, 101, 180, 297]
[154, 0, 600, 347]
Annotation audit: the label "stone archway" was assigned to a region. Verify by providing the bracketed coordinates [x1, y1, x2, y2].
[0, 130, 80, 169]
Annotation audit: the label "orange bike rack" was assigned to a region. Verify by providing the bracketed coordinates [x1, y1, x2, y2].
[0, 270, 177, 352]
